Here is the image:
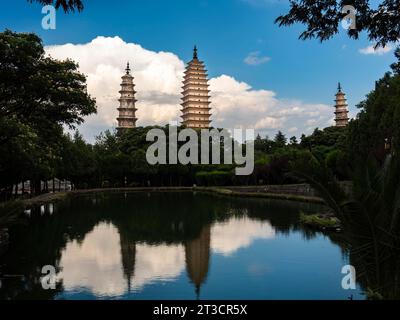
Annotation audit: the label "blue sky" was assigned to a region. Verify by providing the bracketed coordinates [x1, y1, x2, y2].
[0, 0, 397, 139]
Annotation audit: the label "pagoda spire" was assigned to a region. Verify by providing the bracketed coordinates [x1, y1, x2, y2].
[125, 62, 131, 75]
[193, 45, 198, 60]
[334, 82, 349, 127]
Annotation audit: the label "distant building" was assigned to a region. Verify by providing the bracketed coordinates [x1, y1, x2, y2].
[117, 62, 137, 131]
[334, 83, 349, 127]
[181, 46, 212, 129]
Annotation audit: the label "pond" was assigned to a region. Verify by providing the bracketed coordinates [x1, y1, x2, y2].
[0, 192, 365, 300]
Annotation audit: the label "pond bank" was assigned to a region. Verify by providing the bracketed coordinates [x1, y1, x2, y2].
[70, 186, 324, 204]
[21, 192, 70, 208]
[195, 187, 325, 204]
[14, 185, 325, 208]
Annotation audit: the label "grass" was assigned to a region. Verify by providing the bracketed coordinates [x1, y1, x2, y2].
[299, 212, 341, 231]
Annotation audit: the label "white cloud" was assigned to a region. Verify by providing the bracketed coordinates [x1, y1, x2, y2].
[45, 36, 334, 142]
[131, 244, 185, 291]
[59, 223, 127, 297]
[46, 36, 184, 141]
[211, 217, 275, 256]
[210, 75, 333, 137]
[244, 51, 271, 66]
[59, 222, 186, 296]
[359, 44, 394, 55]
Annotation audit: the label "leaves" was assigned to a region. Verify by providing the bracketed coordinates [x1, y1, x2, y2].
[0, 31, 96, 196]
[275, 0, 400, 47]
[27, 0, 84, 12]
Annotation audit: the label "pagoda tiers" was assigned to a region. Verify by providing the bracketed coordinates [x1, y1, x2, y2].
[334, 83, 349, 127]
[181, 46, 212, 129]
[117, 62, 137, 131]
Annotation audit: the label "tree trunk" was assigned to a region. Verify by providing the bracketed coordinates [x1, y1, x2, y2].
[33, 179, 41, 196]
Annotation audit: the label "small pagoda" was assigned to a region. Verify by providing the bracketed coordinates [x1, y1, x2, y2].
[117, 62, 137, 131]
[181, 46, 212, 129]
[334, 83, 349, 127]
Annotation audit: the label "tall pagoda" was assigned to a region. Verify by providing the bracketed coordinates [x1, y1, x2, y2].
[117, 62, 137, 131]
[181, 46, 212, 129]
[334, 83, 349, 127]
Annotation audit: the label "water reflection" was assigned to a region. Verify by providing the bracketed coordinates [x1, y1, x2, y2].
[0, 192, 368, 300]
[211, 217, 275, 256]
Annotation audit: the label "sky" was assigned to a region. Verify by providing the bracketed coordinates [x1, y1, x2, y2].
[0, 0, 397, 142]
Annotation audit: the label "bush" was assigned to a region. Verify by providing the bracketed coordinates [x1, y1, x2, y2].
[195, 170, 233, 186]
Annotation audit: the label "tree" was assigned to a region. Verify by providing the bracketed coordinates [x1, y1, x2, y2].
[0, 30, 96, 196]
[274, 131, 287, 148]
[0, 31, 96, 131]
[292, 152, 400, 298]
[289, 136, 298, 146]
[28, 0, 83, 12]
[275, 0, 400, 47]
[348, 49, 400, 160]
[59, 132, 96, 189]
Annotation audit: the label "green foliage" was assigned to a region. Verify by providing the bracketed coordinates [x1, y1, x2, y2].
[299, 212, 341, 229]
[27, 0, 83, 12]
[292, 153, 400, 298]
[275, 0, 400, 47]
[348, 59, 400, 160]
[195, 170, 233, 186]
[0, 30, 96, 198]
[274, 131, 287, 148]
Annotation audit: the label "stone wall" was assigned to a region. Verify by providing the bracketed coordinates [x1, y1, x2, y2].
[229, 182, 353, 198]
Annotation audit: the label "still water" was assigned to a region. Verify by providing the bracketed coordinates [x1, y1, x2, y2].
[0, 192, 364, 300]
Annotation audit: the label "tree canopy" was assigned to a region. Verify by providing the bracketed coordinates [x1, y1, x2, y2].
[28, 0, 83, 12]
[275, 0, 400, 47]
[0, 30, 96, 197]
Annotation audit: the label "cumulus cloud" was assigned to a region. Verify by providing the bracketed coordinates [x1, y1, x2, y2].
[244, 51, 271, 66]
[46, 36, 184, 141]
[359, 44, 394, 55]
[45, 36, 334, 142]
[59, 223, 127, 297]
[59, 222, 186, 296]
[210, 75, 333, 137]
[211, 217, 275, 256]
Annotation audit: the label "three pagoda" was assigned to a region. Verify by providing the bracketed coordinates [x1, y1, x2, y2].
[116, 50, 350, 131]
